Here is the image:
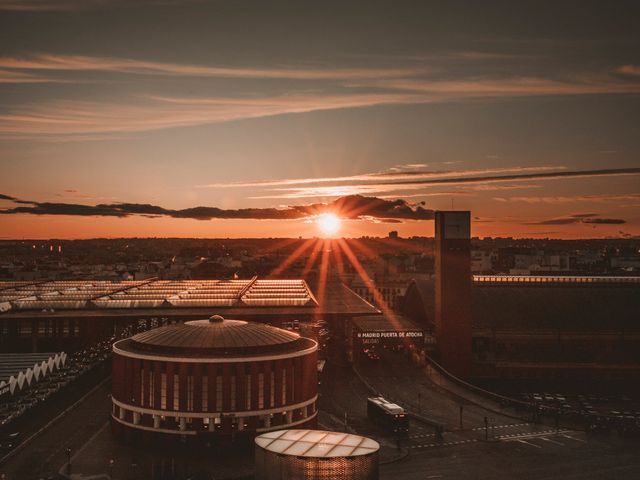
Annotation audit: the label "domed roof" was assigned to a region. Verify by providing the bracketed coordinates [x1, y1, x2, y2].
[119, 317, 315, 357]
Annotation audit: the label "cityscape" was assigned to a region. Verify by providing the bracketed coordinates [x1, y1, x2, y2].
[1, 1, 639, 479]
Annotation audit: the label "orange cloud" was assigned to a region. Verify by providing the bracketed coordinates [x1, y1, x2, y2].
[0, 54, 431, 81]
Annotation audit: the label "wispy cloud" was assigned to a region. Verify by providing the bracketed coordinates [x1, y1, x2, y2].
[202, 166, 563, 189]
[0, 194, 435, 221]
[0, 54, 430, 81]
[248, 168, 640, 199]
[0, 93, 430, 136]
[0, 0, 202, 11]
[494, 193, 640, 204]
[349, 74, 640, 97]
[0, 68, 64, 83]
[616, 65, 640, 77]
[1, 55, 639, 137]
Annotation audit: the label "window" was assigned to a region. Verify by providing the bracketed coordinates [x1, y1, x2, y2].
[187, 375, 194, 412]
[160, 373, 167, 409]
[201, 375, 208, 412]
[230, 376, 236, 410]
[270, 371, 275, 407]
[216, 376, 222, 411]
[246, 374, 251, 410]
[281, 369, 286, 405]
[173, 373, 180, 411]
[290, 367, 294, 401]
[258, 373, 264, 409]
[140, 370, 145, 406]
[148, 371, 155, 408]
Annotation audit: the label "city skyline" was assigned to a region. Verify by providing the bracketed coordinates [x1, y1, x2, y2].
[1, 0, 639, 239]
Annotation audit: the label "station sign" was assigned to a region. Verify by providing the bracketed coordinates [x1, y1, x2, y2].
[356, 331, 424, 339]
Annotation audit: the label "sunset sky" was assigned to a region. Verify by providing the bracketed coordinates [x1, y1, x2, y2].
[0, 0, 639, 239]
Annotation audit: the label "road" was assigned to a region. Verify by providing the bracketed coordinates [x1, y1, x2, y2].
[0, 378, 111, 480]
[320, 344, 640, 479]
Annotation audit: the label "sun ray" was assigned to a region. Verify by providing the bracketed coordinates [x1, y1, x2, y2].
[262, 237, 304, 254]
[330, 239, 346, 279]
[269, 238, 315, 277]
[315, 239, 331, 317]
[347, 237, 380, 261]
[337, 238, 405, 333]
[302, 239, 323, 277]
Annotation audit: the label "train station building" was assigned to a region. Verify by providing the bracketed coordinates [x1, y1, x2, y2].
[0, 278, 379, 354]
[403, 275, 640, 381]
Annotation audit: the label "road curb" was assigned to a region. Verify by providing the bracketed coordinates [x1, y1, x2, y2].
[379, 447, 409, 465]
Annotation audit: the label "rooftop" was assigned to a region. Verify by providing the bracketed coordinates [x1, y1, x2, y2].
[116, 316, 316, 357]
[474, 275, 640, 285]
[0, 278, 379, 318]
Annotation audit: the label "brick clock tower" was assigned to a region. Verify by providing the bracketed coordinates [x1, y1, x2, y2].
[434, 211, 473, 378]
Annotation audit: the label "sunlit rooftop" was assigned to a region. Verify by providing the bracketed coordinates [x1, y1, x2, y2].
[0, 277, 318, 312]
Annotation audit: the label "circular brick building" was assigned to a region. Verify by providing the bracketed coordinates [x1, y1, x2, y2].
[111, 315, 318, 444]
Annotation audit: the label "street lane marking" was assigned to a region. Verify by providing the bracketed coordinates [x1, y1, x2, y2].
[472, 422, 530, 431]
[516, 439, 542, 448]
[409, 439, 478, 449]
[540, 437, 565, 446]
[497, 429, 571, 440]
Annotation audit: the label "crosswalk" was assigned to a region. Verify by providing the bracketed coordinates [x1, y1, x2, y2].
[496, 428, 569, 440]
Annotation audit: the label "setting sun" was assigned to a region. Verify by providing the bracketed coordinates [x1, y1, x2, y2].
[317, 213, 342, 237]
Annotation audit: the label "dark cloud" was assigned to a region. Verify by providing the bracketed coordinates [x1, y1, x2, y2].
[570, 213, 598, 218]
[582, 218, 626, 225]
[0, 193, 18, 201]
[0, 194, 434, 222]
[526, 216, 626, 226]
[528, 218, 580, 225]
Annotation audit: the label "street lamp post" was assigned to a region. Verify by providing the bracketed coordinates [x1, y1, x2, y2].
[66, 447, 72, 475]
[484, 416, 489, 441]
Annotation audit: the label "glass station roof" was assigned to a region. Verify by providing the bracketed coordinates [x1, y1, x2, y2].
[255, 429, 379, 458]
[0, 277, 318, 312]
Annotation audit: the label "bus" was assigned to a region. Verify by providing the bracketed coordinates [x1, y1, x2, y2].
[367, 396, 409, 435]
